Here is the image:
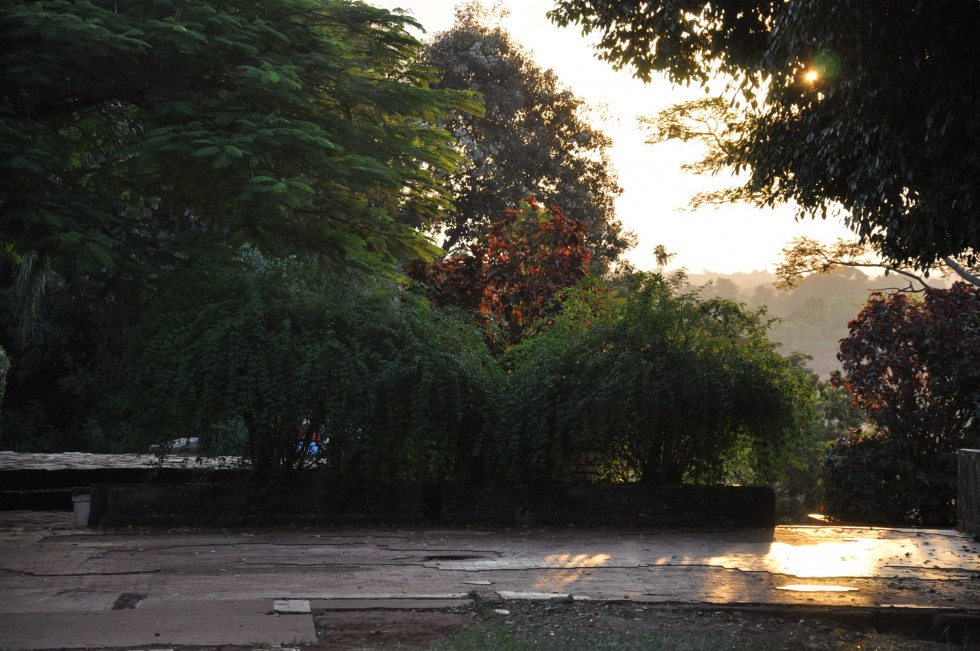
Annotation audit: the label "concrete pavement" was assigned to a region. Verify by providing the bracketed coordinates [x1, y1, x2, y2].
[0, 511, 978, 649]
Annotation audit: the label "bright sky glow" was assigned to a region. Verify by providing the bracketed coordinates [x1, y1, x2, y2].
[370, 0, 856, 274]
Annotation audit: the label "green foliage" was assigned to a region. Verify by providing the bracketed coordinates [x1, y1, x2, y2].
[0, 0, 476, 276]
[423, 2, 631, 268]
[0, 344, 7, 417]
[0, 266, 132, 452]
[774, 362, 865, 521]
[550, 0, 980, 272]
[124, 252, 498, 480]
[823, 432, 955, 526]
[495, 272, 816, 485]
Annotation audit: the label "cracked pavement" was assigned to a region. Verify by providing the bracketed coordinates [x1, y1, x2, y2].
[0, 512, 978, 649]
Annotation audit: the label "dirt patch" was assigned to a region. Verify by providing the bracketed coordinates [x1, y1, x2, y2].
[58, 600, 980, 650]
[314, 608, 477, 648]
[303, 600, 979, 650]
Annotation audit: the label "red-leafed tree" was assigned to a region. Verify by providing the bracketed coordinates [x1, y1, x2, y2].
[410, 198, 591, 351]
[824, 283, 980, 524]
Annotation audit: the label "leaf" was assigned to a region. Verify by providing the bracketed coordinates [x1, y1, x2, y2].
[84, 241, 115, 270]
[8, 156, 43, 173]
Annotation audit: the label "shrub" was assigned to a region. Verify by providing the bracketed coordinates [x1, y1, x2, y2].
[822, 431, 955, 526]
[125, 252, 498, 482]
[494, 273, 816, 485]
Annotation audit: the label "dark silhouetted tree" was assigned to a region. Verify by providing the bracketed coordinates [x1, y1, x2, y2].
[423, 1, 631, 269]
[550, 0, 980, 278]
[824, 283, 980, 524]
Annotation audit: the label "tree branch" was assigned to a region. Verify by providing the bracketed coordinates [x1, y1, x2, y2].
[943, 256, 980, 287]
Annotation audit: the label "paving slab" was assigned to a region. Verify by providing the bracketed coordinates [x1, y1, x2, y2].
[0, 599, 315, 650]
[0, 513, 978, 649]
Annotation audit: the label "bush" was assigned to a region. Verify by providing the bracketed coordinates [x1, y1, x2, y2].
[494, 273, 816, 485]
[822, 431, 956, 526]
[124, 252, 499, 482]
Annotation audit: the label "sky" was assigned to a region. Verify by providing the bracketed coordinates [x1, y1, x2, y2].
[370, 0, 856, 275]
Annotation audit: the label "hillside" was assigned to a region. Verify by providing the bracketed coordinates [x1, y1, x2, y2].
[684, 268, 882, 378]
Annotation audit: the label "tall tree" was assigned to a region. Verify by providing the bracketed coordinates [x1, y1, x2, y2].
[0, 0, 480, 452]
[0, 0, 477, 278]
[423, 1, 631, 269]
[550, 0, 980, 278]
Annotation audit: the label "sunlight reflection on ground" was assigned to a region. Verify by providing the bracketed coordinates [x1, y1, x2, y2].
[710, 528, 979, 579]
[533, 553, 611, 591]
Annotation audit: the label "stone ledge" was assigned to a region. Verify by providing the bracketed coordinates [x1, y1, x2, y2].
[86, 483, 775, 528]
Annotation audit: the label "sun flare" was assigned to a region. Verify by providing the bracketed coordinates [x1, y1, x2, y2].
[804, 69, 820, 83]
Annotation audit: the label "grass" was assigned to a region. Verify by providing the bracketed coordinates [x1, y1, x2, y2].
[428, 628, 732, 651]
[416, 602, 971, 651]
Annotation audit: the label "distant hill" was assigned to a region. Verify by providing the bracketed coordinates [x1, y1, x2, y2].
[681, 268, 880, 378]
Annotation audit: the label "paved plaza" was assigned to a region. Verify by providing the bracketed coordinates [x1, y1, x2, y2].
[0, 510, 978, 649]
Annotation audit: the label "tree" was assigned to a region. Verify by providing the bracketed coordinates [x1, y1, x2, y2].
[0, 0, 477, 278]
[125, 252, 498, 480]
[776, 238, 980, 292]
[410, 199, 592, 352]
[422, 1, 631, 268]
[0, 264, 125, 453]
[825, 284, 980, 524]
[496, 272, 816, 485]
[550, 0, 980, 277]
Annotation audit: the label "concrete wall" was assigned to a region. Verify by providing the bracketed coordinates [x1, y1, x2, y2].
[87, 483, 775, 528]
[958, 449, 980, 536]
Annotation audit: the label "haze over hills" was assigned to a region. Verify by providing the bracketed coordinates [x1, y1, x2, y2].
[681, 268, 886, 378]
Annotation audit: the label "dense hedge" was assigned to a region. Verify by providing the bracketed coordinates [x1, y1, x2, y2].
[493, 274, 816, 485]
[3, 261, 818, 493]
[125, 252, 499, 482]
[823, 432, 956, 526]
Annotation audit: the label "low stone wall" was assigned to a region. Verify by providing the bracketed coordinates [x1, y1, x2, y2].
[958, 449, 980, 536]
[87, 483, 775, 528]
[88, 482, 426, 527]
[0, 454, 241, 511]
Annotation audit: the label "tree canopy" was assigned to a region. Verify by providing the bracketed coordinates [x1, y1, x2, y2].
[423, 2, 631, 268]
[0, 0, 478, 276]
[824, 283, 980, 524]
[833, 285, 980, 450]
[550, 0, 980, 273]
